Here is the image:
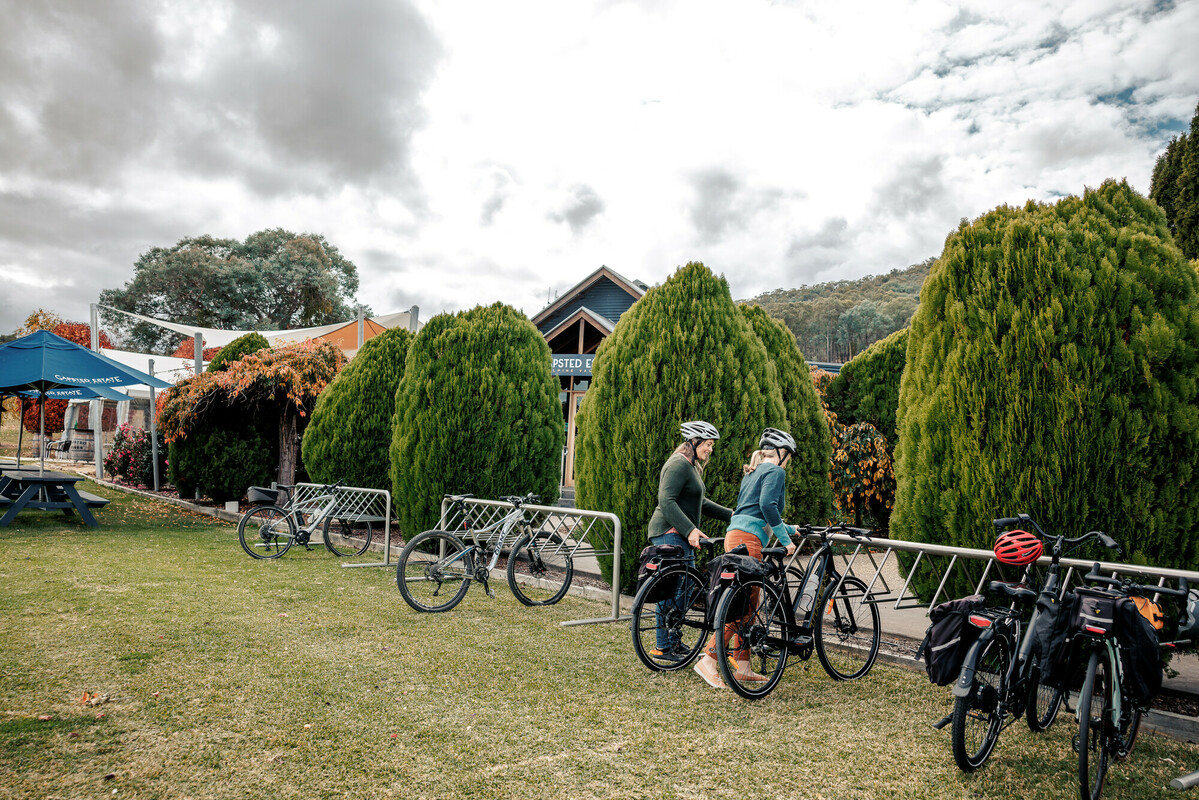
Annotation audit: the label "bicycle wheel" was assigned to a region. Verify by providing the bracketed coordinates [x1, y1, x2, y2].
[950, 635, 1009, 772]
[507, 530, 574, 606]
[396, 530, 472, 612]
[1025, 660, 1065, 732]
[322, 516, 375, 557]
[630, 568, 707, 672]
[238, 505, 295, 559]
[1078, 649, 1111, 800]
[714, 579, 789, 700]
[814, 575, 880, 680]
[1115, 704, 1141, 760]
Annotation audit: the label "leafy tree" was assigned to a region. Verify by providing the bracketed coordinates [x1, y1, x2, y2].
[207, 332, 271, 372]
[574, 262, 787, 591]
[1150, 101, 1199, 259]
[390, 305, 563, 538]
[159, 340, 345, 493]
[304, 327, 414, 490]
[738, 304, 833, 522]
[892, 180, 1199, 595]
[823, 328, 908, 446]
[100, 229, 366, 352]
[15, 309, 64, 337]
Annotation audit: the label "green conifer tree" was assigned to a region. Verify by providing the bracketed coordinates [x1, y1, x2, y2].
[823, 327, 908, 447]
[574, 263, 786, 590]
[390, 304, 563, 538]
[738, 303, 833, 522]
[303, 327, 414, 489]
[892, 181, 1199, 591]
[1150, 101, 1199, 259]
[207, 332, 271, 372]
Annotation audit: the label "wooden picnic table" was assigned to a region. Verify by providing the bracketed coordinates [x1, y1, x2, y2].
[0, 469, 109, 527]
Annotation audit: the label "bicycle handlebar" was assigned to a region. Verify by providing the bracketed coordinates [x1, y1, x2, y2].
[993, 515, 1121, 556]
[1083, 564, 1190, 599]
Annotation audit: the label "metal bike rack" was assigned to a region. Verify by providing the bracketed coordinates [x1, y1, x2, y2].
[784, 531, 1199, 617]
[273, 483, 393, 569]
[436, 496, 623, 626]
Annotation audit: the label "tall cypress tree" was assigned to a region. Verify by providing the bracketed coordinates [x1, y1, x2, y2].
[893, 181, 1199, 584]
[574, 262, 786, 590]
[390, 304, 563, 538]
[302, 327, 414, 490]
[1150, 101, 1199, 260]
[738, 303, 833, 522]
[824, 327, 908, 447]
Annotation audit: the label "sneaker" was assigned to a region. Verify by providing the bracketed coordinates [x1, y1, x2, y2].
[669, 641, 691, 657]
[649, 646, 684, 663]
[694, 655, 727, 689]
[729, 657, 768, 682]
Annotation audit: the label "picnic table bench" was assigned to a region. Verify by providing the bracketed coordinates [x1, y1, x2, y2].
[0, 469, 106, 527]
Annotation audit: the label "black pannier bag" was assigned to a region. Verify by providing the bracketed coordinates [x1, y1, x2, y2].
[704, 550, 772, 628]
[1035, 590, 1080, 692]
[634, 544, 684, 603]
[922, 595, 986, 685]
[1071, 588, 1117, 637]
[1116, 597, 1163, 707]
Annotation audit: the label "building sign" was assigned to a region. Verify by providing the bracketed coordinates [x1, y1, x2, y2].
[551, 354, 595, 376]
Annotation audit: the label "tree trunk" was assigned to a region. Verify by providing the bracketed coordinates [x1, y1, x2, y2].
[278, 407, 298, 486]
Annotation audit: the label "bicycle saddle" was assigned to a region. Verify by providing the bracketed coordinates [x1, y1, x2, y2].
[762, 546, 789, 559]
[988, 581, 1037, 602]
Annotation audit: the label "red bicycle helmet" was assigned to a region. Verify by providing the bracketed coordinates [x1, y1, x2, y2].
[994, 529, 1043, 566]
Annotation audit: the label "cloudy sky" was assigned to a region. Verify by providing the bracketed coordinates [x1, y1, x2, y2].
[1, 0, 1196, 339]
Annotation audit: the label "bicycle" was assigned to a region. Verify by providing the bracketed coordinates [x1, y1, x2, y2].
[710, 523, 882, 699]
[238, 480, 375, 559]
[396, 493, 574, 612]
[937, 516, 1118, 773]
[1073, 566, 1189, 800]
[629, 537, 725, 671]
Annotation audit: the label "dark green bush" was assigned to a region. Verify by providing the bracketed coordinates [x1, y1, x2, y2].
[168, 404, 275, 502]
[303, 327, 414, 489]
[390, 304, 563, 538]
[738, 303, 833, 523]
[823, 327, 908, 446]
[892, 180, 1199, 598]
[207, 332, 270, 372]
[574, 263, 788, 591]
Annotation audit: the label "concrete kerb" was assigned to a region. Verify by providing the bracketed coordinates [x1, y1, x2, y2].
[72, 476, 1199, 743]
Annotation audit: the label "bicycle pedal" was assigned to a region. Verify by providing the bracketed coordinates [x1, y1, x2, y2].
[932, 715, 953, 731]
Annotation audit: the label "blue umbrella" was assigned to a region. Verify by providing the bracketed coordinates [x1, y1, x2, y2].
[0, 330, 172, 474]
[2, 385, 131, 469]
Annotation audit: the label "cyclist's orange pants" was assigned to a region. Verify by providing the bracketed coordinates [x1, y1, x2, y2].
[704, 529, 762, 661]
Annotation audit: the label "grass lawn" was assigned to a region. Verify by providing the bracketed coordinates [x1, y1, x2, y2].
[1, 486, 1197, 800]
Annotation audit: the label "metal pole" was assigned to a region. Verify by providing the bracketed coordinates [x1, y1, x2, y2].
[1171, 770, 1199, 790]
[357, 306, 364, 349]
[148, 359, 160, 492]
[194, 332, 202, 376]
[91, 304, 102, 480]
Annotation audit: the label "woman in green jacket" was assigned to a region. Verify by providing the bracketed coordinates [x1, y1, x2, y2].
[645, 420, 733, 661]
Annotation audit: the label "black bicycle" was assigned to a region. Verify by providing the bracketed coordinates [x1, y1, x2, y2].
[629, 537, 724, 671]
[1073, 567, 1189, 800]
[711, 524, 881, 699]
[939, 517, 1118, 773]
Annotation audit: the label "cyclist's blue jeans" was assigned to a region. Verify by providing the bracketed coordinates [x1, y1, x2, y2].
[650, 531, 694, 651]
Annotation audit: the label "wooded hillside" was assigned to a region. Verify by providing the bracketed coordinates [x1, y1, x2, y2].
[744, 258, 933, 363]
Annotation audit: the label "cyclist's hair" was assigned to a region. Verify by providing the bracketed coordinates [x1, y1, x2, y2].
[743, 448, 786, 475]
[672, 441, 709, 472]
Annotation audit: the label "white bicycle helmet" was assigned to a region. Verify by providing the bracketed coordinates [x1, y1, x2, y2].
[1179, 589, 1199, 644]
[680, 420, 720, 441]
[759, 427, 797, 455]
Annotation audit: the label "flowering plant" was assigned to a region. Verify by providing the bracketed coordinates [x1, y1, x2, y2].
[103, 423, 168, 488]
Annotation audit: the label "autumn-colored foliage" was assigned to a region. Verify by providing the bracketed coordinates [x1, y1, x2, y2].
[170, 338, 223, 362]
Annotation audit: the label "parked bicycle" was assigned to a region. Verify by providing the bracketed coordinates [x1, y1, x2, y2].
[238, 480, 375, 559]
[933, 516, 1118, 773]
[710, 523, 882, 699]
[629, 537, 726, 671]
[1073, 566, 1190, 800]
[396, 493, 574, 612]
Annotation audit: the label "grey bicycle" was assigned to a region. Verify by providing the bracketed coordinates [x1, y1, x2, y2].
[238, 480, 375, 559]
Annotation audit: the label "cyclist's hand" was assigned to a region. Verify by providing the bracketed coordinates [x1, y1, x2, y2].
[687, 528, 704, 548]
[785, 543, 796, 556]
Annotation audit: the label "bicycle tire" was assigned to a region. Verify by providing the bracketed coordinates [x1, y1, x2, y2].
[714, 579, 788, 700]
[630, 567, 707, 672]
[814, 575, 880, 680]
[1115, 705, 1141, 761]
[1025, 660, 1065, 732]
[507, 530, 574, 606]
[238, 504, 296, 559]
[396, 530, 472, 612]
[322, 516, 375, 557]
[1078, 649, 1111, 800]
[950, 635, 1009, 773]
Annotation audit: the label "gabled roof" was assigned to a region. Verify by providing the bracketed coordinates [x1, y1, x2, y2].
[540, 307, 616, 344]
[531, 265, 647, 327]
